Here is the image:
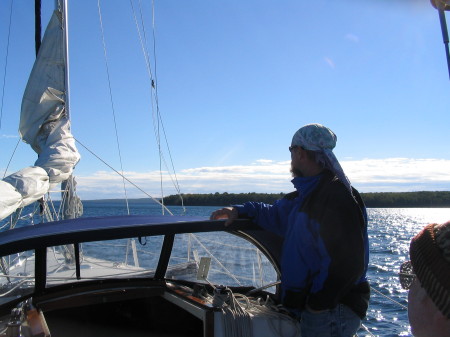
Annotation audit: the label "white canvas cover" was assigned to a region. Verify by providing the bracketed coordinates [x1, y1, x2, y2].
[0, 10, 81, 221]
[0, 181, 23, 221]
[34, 113, 80, 184]
[20, 10, 65, 152]
[2, 166, 49, 207]
[20, 10, 80, 183]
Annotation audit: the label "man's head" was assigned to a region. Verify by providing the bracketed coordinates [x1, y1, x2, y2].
[402, 221, 450, 336]
[291, 123, 337, 151]
[289, 145, 320, 177]
[289, 123, 352, 192]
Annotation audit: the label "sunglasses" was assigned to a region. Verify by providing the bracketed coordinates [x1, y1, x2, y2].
[399, 260, 416, 290]
[289, 145, 305, 152]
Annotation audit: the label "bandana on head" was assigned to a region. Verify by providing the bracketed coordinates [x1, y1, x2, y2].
[291, 123, 352, 193]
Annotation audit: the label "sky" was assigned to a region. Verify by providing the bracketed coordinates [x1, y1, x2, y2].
[0, 0, 450, 201]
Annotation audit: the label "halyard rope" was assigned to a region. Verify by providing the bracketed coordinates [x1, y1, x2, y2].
[74, 137, 173, 215]
[97, 0, 130, 215]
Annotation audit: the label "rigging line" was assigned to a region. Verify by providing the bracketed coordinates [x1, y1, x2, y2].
[74, 137, 174, 215]
[45, 193, 58, 222]
[2, 137, 20, 179]
[133, 0, 165, 211]
[130, 0, 154, 78]
[158, 153, 181, 196]
[144, 0, 164, 211]
[190, 234, 242, 285]
[370, 285, 408, 310]
[157, 117, 185, 199]
[360, 324, 376, 337]
[131, 0, 185, 212]
[0, 280, 29, 298]
[129, 0, 164, 211]
[148, 0, 185, 208]
[0, 0, 14, 131]
[60, 181, 71, 219]
[97, 0, 130, 215]
[133, 0, 167, 213]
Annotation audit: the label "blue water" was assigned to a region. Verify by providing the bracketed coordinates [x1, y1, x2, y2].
[3, 201, 450, 337]
[80, 202, 450, 337]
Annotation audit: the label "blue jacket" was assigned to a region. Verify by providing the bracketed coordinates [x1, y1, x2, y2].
[234, 170, 370, 318]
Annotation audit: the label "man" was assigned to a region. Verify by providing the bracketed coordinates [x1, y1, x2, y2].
[211, 123, 370, 337]
[399, 221, 450, 337]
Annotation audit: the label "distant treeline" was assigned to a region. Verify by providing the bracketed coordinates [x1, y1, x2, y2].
[361, 191, 450, 208]
[163, 191, 450, 208]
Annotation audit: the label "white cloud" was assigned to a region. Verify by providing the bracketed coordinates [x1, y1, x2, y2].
[72, 157, 450, 199]
[343, 157, 450, 181]
[255, 159, 275, 164]
[324, 57, 335, 69]
[345, 33, 359, 43]
[342, 158, 450, 192]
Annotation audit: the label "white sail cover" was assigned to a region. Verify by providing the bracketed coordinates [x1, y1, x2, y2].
[0, 10, 80, 221]
[20, 10, 80, 178]
[2, 166, 49, 206]
[0, 181, 23, 221]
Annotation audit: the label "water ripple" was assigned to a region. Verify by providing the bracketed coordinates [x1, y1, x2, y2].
[365, 208, 450, 336]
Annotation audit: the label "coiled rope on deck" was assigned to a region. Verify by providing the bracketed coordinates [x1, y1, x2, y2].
[211, 287, 300, 337]
[212, 288, 253, 337]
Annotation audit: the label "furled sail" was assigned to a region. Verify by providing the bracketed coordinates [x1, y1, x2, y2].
[20, 10, 80, 180]
[0, 10, 80, 221]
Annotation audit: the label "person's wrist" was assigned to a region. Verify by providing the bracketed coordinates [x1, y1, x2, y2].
[231, 207, 238, 218]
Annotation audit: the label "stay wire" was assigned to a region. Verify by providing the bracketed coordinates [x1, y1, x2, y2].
[131, 0, 185, 213]
[74, 137, 173, 215]
[361, 324, 376, 337]
[147, 0, 164, 213]
[189, 234, 242, 285]
[0, 0, 14, 131]
[130, 0, 164, 212]
[149, 1, 186, 211]
[146, 0, 164, 209]
[370, 285, 408, 310]
[2, 138, 20, 179]
[97, 0, 130, 215]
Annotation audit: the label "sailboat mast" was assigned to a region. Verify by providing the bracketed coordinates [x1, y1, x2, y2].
[59, 0, 76, 220]
[60, 0, 70, 119]
[35, 0, 42, 55]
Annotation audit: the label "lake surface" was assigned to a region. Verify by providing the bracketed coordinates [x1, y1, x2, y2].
[2, 201, 450, 336]
[81, 202, 450, 337]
